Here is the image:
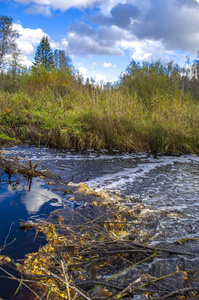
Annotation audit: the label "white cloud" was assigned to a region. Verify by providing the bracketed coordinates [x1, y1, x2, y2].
[104, 62, 117, 68]
[78, 66, 89, 76]
[95, 73, 106, 82]
[25, 4, 52, 16]
[17, 41, 34, 56]
[20, 55, 33, 68]
[14, 0, 106, 12]
[13, 23, 47, 56]
[50, 38, 69, 51]
[120, 39, 167, 61]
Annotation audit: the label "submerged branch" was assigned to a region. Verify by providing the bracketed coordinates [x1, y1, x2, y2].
[0, 153, 59, 180]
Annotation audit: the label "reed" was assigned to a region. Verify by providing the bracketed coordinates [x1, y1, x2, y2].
[1, 66, 199, 153]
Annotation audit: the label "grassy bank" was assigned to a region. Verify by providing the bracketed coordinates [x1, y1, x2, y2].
[1, 60, 199, 154]
[1, 87, 199, 154]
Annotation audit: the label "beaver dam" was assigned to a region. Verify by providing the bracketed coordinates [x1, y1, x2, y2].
[0, 146, 199, 299]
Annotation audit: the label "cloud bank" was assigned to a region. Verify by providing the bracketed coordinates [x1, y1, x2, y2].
[10, 0, 199, 79]
[14, 0, 106, 12]
[13, 23, 47, 56]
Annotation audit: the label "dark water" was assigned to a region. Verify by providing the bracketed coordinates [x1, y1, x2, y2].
[1, 145, 199, 298]
[0, 173, 64, 299]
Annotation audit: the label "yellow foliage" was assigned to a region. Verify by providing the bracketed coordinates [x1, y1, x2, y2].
[58, 215, 64, 225]
[0, 255, 11, 265]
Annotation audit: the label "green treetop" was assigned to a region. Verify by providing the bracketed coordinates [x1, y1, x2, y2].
[34, 36, 54, 70]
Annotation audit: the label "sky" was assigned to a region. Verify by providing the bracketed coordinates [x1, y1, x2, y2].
[1, 0, 199, 83]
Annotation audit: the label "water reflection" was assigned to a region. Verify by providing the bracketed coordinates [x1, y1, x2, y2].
[0, 177, 63, 214]
[0, 175, 64, 258]
[20, 181, 63, 214]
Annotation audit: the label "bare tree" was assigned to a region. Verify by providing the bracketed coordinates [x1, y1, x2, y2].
[53, 49, 73, 71]
[0, 15, 19, 69]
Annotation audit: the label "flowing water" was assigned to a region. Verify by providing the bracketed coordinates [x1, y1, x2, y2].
[1, 145, 199, 298]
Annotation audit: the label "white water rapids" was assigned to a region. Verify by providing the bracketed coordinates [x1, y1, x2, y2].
[5, 145, 199, 245]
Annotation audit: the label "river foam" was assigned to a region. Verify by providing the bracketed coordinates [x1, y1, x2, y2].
[5, 145, 199, 244]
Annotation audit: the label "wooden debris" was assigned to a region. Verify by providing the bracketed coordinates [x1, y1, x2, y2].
[17, 218, 199, 300]
[0, 154, 59, 180]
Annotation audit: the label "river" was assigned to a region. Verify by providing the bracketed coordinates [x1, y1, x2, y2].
[1, 145, 199, 298]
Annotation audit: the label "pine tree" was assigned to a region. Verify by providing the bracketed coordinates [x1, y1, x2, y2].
[34, 36, 54, 70]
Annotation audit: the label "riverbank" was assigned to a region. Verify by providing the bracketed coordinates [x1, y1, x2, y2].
[1, 87, 199, 154]
[1, 58, 199, 154]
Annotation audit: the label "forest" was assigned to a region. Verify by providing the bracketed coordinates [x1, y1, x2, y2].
[1, 14, 199, 154]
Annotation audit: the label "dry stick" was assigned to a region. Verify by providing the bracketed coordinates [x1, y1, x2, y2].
[79, 235, 193, 264]
[80, 247, 152, 256]
[45, 167, 60, 180]
[160, 287, 199, 299]
[89, 238, 196, 298]
[184, 270, 199, 299]
[186, 270, 199, 286]
[0, 155, 51, 179]
[26, 201, 112, 242]
[115, 269, 198, 300]
[60, 259, 71, 300]
[88, 251, 159, 295]
[40, 266, 92, 300]
[120, 239, 198, 257]
[20, 209, 196, 298]
[0, 267, 41, 300]
[188, 294, 199, 300]
[11, 272, 23, 300]
[1, 158, 114, 242]
[74, 280, 125, 291]
[0, 222, 15, 251]
[83, 213, 110, 225]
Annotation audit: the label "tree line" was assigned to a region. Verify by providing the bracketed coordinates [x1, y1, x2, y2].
[0, 15, 74, 73]
[1, 14, 199, 101]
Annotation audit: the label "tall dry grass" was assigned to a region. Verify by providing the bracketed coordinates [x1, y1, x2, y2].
[1, 63, 199, 153]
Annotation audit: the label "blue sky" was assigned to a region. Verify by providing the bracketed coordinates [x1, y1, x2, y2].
[1, 0, 199, 83]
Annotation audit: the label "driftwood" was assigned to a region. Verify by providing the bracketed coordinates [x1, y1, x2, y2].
[0, 153, 59, 180]
[18, 218, 199, 300]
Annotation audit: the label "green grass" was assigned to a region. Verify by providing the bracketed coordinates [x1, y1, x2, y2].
[0, 134, 15, 141]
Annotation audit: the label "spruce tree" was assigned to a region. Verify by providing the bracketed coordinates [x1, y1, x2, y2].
[34, 36, 54, 70]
